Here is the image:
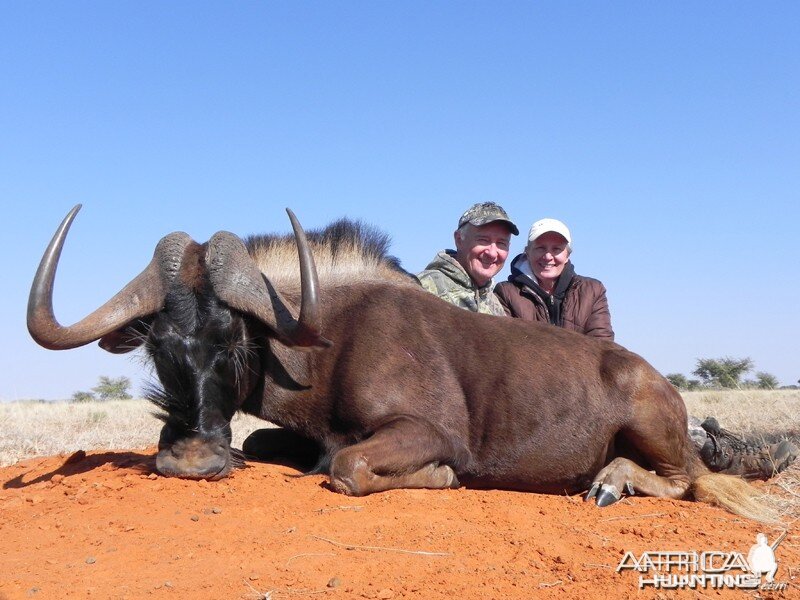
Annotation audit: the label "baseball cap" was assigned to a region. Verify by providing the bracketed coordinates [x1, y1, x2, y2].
[527, 218, 572, 245]
[457, 202, 519, 236]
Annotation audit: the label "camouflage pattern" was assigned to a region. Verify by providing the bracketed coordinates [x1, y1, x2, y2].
[417, 250, 507, 316]
[457, 202, 519, 236]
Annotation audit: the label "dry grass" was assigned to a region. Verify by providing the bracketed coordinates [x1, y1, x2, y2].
[0, 399, 267, 468]
[2, 391, 798, 523]
[683, 389, 800, 439]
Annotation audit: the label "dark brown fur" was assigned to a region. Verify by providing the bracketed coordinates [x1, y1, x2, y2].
[254, 283, 675, 492]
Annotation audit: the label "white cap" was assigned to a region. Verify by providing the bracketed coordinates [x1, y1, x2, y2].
[527, 218, 572, 245]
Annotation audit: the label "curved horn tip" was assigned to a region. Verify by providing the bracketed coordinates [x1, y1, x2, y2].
[285, 208, 303, 230]
[58, 204, 83, 229]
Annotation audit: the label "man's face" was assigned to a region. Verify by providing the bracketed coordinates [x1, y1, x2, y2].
[526, 231, 570, 284]
[454, 222, 511, 287]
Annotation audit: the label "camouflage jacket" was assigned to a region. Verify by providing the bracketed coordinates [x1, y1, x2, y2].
[416, 250, 506, 316]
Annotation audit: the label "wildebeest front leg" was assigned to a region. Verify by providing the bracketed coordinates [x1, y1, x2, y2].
[330, 415, 466, 496]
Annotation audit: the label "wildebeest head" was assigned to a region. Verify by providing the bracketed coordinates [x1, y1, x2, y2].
[28, 205, 331, 480]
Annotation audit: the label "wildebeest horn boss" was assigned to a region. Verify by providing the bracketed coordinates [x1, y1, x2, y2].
[28, 206, 772, 521]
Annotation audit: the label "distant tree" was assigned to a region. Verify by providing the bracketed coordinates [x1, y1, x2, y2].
[71, 391, 95, 403]
[664, 373, 704, 391]
[665, 373, 688, 389]
[91, 376, 132, 401]
[755, 372, 779, 390]
[692, 357, 754, 389]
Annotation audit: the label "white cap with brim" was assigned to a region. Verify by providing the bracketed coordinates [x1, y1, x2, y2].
[527, 218, 571, 245]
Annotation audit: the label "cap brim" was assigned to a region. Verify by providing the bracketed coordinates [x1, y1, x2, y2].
[470, 218, 519, 236]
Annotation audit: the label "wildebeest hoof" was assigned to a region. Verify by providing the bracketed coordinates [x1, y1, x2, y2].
[585, 481, 635, 507]
[585, 483, 600, 502]
[595, 485, 621, 507]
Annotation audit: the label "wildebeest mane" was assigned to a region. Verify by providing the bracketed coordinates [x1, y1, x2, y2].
[244, 218, 414, 289]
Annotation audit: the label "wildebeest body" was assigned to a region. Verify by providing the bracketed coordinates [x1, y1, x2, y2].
[27, 206, 769, 521]
[246, 280, 679, 495]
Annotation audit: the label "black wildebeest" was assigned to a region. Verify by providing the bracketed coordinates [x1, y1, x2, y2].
[28, 205, 769, 520]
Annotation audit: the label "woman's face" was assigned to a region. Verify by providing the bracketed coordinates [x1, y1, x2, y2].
[526, 231, 570, 285]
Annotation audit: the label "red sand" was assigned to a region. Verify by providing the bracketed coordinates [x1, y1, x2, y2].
[1, 449, 797, 599]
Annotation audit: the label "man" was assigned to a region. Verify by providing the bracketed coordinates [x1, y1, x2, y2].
[417, 202, 518, 316]
[418, 206, 797, 480]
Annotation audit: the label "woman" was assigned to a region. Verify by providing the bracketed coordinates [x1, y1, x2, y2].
[494, 218, 613, 339]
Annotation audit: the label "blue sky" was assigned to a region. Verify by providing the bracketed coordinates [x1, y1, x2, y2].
[2, 2, 798, 400]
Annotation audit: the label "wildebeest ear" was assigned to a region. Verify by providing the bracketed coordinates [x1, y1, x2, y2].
[98, 318, 153, 354]
[267, 339, 312, 390]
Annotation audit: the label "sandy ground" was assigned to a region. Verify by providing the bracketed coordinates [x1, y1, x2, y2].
[1, 449, 798, 600]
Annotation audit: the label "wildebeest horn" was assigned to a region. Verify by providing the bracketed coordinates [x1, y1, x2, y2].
[27, 204, 193, 350]
[205, 209, 332, 349]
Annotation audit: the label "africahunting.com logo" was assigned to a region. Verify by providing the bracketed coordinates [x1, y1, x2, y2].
[617, 532, 788, 590]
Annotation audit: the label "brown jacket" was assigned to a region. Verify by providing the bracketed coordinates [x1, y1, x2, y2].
[494, 254, 614, 340]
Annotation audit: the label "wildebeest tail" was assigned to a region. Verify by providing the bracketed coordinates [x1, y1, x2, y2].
[687, 453, 778, 523]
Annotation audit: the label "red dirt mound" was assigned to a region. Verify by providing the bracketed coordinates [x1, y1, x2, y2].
[1, 450, 797, 599]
